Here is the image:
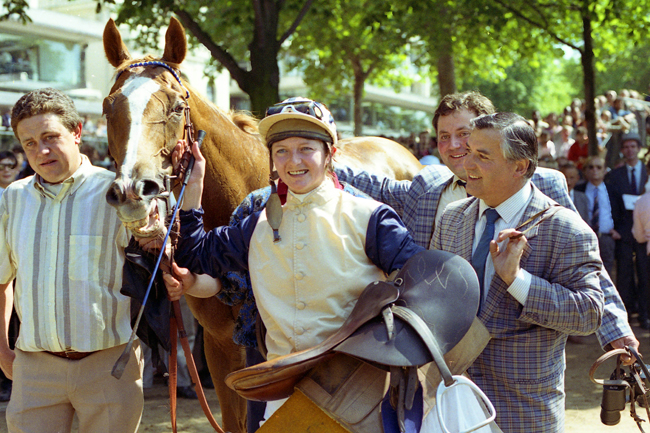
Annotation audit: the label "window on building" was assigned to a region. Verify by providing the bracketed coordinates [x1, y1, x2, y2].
[0, 33, 85, 91]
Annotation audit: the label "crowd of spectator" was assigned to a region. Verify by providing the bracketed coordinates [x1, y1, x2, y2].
[389, 87, 650, 171]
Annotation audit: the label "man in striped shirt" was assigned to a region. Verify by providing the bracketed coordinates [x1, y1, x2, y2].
[0, 88, 142, 433]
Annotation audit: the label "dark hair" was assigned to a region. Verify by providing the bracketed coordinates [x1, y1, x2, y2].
[11, 144, 25, 155]
[0, 150, 17, 166]
[471, 112, 538, 179]
[559, 162, 579, 175]
[432, 91, 496, 132]
[11, 88, 82, 140]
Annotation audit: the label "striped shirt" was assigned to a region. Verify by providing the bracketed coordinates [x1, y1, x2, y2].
[0, 156, 131, 352]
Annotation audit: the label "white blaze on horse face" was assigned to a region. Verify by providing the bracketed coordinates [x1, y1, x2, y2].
[119, 74, 161, 178]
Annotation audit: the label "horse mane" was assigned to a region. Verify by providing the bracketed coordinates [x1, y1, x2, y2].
[230, 111, 260, 135]
[113, 55, 260, 137]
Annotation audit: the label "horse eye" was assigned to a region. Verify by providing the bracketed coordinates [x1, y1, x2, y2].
[173, 104, 185, 114]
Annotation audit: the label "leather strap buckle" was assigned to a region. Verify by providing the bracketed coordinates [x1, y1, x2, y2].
[46, 350, 96, 360]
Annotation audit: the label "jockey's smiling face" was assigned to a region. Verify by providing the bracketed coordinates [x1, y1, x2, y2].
[16, 113, 82, 184]
[271, 137, 330, 194]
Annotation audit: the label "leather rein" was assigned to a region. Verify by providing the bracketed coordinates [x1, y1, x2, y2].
[123, 61, 224, 433]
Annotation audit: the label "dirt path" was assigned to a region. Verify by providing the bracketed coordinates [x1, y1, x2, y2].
[1, 325, 646, 432]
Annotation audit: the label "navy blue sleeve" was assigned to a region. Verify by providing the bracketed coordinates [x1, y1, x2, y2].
[365, 204, 425, 273]
[175, 207, 260, 277]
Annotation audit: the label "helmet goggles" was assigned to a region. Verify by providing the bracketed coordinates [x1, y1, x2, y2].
[265, 100, 327, 120]
[259, 97, 338, 146]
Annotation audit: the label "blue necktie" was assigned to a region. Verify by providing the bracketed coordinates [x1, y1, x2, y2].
[590, 188, 599, 233]
[472, 208, 499, 310]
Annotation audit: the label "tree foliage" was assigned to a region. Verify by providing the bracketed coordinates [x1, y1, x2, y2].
[1, 0, 29, 22]
[487, 0, 650, 155]
[286, 0, 414, 135]
[464, 54, 580, 116]
[96, 0, 315, 117]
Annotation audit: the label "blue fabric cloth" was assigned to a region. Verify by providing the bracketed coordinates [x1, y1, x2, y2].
[419, 155, 440, 166]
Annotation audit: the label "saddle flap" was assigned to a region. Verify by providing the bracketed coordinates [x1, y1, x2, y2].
[226, 250, 480, 402]
[335, 250, 480, 367]
[225, 352, 337, 401]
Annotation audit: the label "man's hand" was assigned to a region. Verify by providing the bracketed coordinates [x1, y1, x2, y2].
[610, 229, 622, 241]
[490, 229, 528, 286]
[0, 347, 15, 380]
[609, 335, 640, 366]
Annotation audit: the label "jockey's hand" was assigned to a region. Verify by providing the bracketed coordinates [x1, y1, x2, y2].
[609, 334, 641, 366]
[0, 347, 15, 380]
[163, 262, 196, 301]
[162, 262, 221, 300]
[172, 138, 206, 211]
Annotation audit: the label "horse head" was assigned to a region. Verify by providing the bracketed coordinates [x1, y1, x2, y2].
[102, 17, 190, 238]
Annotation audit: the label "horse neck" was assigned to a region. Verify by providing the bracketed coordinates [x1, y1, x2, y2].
[185, 85, 270, 228]
[189, 93, 268, 180]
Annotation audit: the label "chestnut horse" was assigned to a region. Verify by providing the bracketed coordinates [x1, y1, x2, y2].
[102, 17, 422, 433]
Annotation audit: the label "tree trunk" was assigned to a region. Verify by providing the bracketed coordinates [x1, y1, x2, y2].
[245, 0, 282, 117]
[353, 73, 364, 137]
[435, 5, 456, 97]
[246, 55, 281, 117]
[436, 28, 457, 97]
[352, 58, 367, 137]
[580, 11, 598, 156]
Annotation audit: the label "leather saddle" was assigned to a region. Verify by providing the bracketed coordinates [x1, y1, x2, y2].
[226, 249, 481, 403]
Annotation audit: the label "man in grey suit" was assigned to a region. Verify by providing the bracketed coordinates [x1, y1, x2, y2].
[432, 112, 604, 432]
[335, 91, 637, 357]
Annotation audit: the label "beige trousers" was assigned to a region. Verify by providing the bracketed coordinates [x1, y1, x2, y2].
[6, 341, 143, 433]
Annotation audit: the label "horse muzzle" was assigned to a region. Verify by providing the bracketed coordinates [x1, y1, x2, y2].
[106, 177, 169, 238]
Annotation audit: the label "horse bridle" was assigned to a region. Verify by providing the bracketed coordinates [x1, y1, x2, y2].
[113, 61, 223, 433]
[116, 60, 196, 214]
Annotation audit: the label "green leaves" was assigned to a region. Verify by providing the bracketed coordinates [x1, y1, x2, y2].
[1, 0, 31, 23]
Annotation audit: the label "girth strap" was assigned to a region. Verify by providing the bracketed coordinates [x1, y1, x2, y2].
[390, 306, 454, 387]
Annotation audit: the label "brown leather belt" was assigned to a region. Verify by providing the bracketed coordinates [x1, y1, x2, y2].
[45, 351, 96, 360]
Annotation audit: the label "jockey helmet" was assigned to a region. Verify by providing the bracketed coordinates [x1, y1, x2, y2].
[259, 97, 337, 147]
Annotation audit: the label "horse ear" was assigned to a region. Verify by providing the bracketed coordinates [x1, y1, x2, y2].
[161, 17, 187, 65]
[103, 18, 132, 68]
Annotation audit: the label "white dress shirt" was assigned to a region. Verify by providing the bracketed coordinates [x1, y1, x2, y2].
[474, 181, 534, 305]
